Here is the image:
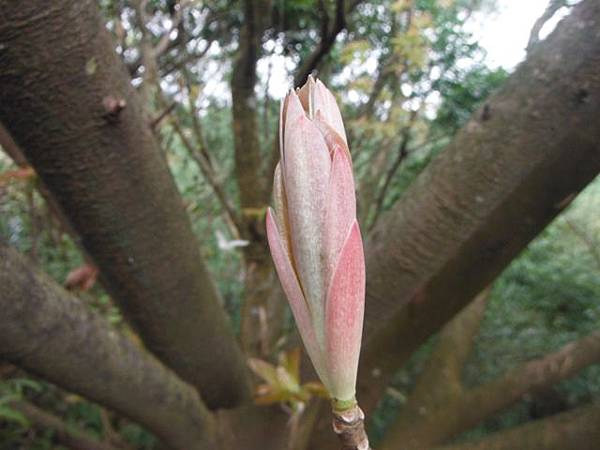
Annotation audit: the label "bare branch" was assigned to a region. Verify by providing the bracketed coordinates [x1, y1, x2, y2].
[380, 330, 600, 449]
[435, 403, 600, 450]
[149, 100, 177, 129]
[171, 118, 244, 236]
[154, 0, 190, 57]
[11, 401, 120, 450]
[369, 108, 419, 229]
[294, 0, 362, 87]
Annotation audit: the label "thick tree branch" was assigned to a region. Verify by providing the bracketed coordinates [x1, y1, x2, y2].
[0, 0, 250, 409]
[375, 291, 489, 450]
[0, 243, 217, 450]
[435, 403, 600, 450]
[310, 2, 600, 446]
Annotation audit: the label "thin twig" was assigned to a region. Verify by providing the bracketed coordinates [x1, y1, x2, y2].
[149, 101, 177, 129]
[171, 119, 243, 236]
[294, 0, 360, 87]
[369, 108, 419, 230]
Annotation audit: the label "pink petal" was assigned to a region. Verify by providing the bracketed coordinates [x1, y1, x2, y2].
[296, 76, 314, 113]
[279, 98, 286, 163]
[272, 163, 291, 256]
[324, 221, 365, 401]
[266, 209, 330, 386]
[283, 113, 331, 329]
[280, 91, 306, 164]
[314, 111, 352, 161]
[313, 79, 347, 143]
[323, 143, 356, 284]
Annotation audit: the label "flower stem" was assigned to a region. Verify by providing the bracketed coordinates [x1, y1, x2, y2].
[331, 402, 372, 450]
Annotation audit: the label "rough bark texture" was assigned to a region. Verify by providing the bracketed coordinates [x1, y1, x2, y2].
[310, 2, 600, 446]
[0, 243, 217, 450]
[436, 404, 600, 450]
[0, 0, 250, 409]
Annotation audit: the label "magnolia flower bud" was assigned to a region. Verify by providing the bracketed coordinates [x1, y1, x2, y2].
[266, 76, 365, 403]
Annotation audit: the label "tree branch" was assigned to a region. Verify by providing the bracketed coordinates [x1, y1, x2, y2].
[11, 401, 120, 450]
[230, 0, 281, 356]
[435, 403, 600, 450]
[294, 0, 359, 87]
[404, 289, 490, 410]
[0, 123, 83, 247]
[381, 330, 600, 448]
[0, 0, 251, 409]
[0, 243, 217, 450]
[171, 117, 244, 235]
[368, 108, 419, 229]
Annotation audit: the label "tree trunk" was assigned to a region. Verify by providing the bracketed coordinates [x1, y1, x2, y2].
[230, 0, 280, 357]
[0, 0, 250, 409]
[310, 1, 600, 446]
[0, 243, 217, 450]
